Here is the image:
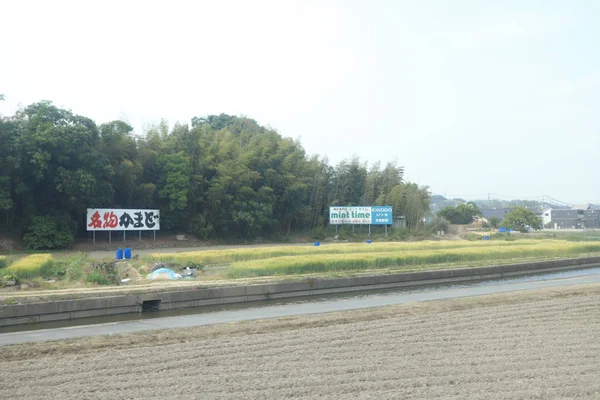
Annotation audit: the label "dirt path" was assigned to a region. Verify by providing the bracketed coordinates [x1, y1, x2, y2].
[1, 283, 599, 399]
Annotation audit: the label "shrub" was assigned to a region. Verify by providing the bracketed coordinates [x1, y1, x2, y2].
[4, 254, 54, 279]
[310, 227, 327, 240]
[1, 272, 19, 285]
[85, 261, 118, 285]
[466, 233, 480, 241]
[23, 216, 74, 250]
[65, 255, 87, 281]
[188, 214, 213, 239]
[44, 263, 67, 279]
[0, 256, 7, 269]
[86, 271, 115, 285]
[185, 260, 204, 271]
[426, 215, 450, 235]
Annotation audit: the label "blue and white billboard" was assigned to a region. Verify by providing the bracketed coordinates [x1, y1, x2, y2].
[370, 206, 393, 225]
[329, 206, 393, 225]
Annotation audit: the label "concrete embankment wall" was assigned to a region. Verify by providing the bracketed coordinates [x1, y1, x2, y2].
[2, 256, 600, 327]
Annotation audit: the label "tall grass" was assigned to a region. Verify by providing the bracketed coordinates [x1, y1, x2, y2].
[151, 240, 547, 265]
[4, 254, 54, 279]
[0, 256, 7, 269]
[564, 235, 600, 242]
[226, 241, 600, 278]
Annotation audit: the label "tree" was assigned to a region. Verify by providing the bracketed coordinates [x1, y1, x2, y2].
[501, 207, 542, 232]
[4, 99, 439, 246]
[157, 152, 191, 230]
[438, 202, 481, 224]
[388, 182, 430, 230]
[489, 216, 500, 229]
[23, 215, 74, 249]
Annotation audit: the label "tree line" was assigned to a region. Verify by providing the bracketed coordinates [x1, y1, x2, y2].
[0, 100, 431, 248]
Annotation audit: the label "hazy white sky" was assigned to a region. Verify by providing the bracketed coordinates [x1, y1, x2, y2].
[1, 0, 598, 204]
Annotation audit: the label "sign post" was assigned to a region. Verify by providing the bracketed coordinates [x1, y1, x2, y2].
[86, 208, 160, 244]
[330, 206, 392, 224]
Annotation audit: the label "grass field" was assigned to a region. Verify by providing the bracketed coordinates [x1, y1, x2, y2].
[150, 240, 548, 265]
[150, 240, 600, 278]
[4, 238, 600, 288]
[2, 284, 599, 399]
[2, 254, 53, 279]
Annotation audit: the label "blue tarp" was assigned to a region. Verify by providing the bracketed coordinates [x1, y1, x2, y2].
[146, 268, 181, 280]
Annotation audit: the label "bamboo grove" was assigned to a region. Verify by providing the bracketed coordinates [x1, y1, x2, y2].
[0, 100, 431, 247]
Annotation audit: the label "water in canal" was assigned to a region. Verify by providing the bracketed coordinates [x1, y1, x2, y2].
[2, 265, 600, 335]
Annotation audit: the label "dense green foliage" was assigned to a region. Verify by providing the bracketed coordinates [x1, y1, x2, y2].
[0, 100, 431, 247]
[489, 216, 500, 229]
[437, 202, 481, 224]
[23, 215, 74, 249]
[501, 207, 542, 232]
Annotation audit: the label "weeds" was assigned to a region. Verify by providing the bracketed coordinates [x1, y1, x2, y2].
[4, 254, 54, 279]
[185, 260, 204, 271]
[225, 241, 600, 278]
[85, 261, 118, 285]
[150, 240, 547, 266]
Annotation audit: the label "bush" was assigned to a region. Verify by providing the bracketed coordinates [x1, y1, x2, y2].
[44, 263, 67, 279]
[2, 272, 19, 285]
[466, 233, 480, 241]
[63, 255, 86, 281]
[188, 214, 213, 239]
[85, 261, 118, 285]
[0, 256, 7, 269]
[185, 260, 204, 271]
[310, 227, 327, 240]
[23, 216, 74, 250]
[426, 215, 450, 234]
[4, 254, 54, 279]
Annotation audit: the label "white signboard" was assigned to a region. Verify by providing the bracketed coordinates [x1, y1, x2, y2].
[329, 206, 393, 225]
[86, 208, 160, 231]
[329, 206, 372, 225]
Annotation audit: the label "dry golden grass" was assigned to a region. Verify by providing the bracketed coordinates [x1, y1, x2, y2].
[150, 240, 544, 265]
[3, 254, 53, 279]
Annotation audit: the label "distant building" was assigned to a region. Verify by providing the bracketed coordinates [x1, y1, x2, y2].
[544, 204, 600, 229]
[480, 208, 510, 222]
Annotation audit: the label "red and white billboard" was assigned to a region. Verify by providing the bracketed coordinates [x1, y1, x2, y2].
[86, 209, 160, 231]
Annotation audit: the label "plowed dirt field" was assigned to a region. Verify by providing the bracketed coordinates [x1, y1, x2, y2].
[1, 284, 599, 399]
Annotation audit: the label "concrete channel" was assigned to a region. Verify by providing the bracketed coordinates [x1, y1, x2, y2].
[2, 263, 600, 346]
[1, 256, 600, 328]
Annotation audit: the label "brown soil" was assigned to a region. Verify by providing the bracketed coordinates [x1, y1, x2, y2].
[1, 283, 599, 399]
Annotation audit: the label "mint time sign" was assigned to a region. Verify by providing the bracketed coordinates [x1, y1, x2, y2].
[329, 206, 393, 225]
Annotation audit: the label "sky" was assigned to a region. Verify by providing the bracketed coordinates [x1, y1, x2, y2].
[1, 0, 599, 204]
